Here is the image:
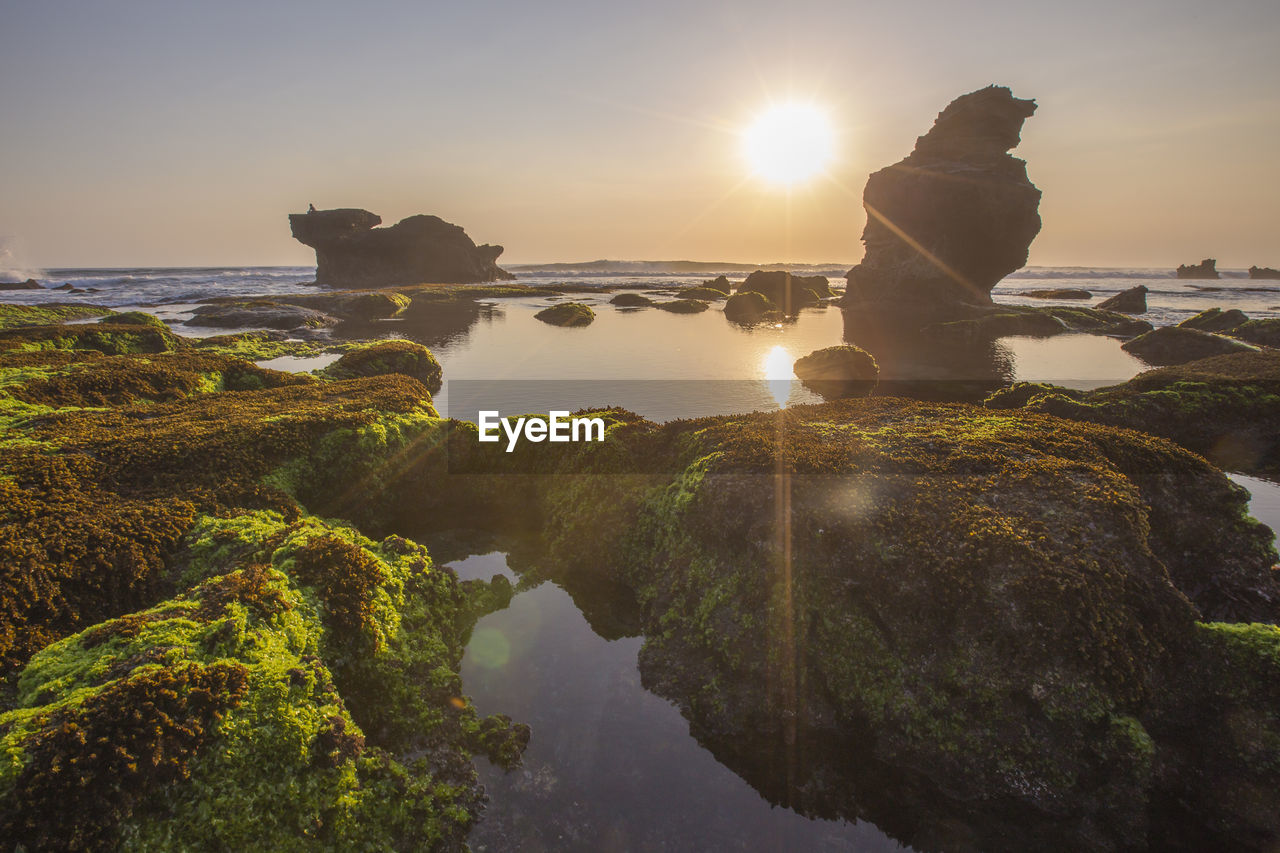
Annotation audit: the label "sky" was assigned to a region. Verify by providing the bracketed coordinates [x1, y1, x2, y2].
[1, 0, 1277, 269]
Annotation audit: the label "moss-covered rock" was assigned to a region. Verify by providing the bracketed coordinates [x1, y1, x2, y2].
[792, 345, 879, 398]
[322, 340, 443, 395]
[738, 270, 832, 310]
[0, 303, 113, 330]
[680, 286, 729, 301]
[609, 292, 655, 308]
[186, 301, 338, 331]
[656, 298, 709, 314]
[0, 321, 183, 355]
[723, 291, 775, 323]
[1231, 318, 1280, 348]
[985, 350, 1280, 479]
[1179, 307, 1249, 334]
[102, 310, 168, 329]
[534, 302, 595, 327]
[1123, 325, 1259, 365]
[0, 514, 526, 850]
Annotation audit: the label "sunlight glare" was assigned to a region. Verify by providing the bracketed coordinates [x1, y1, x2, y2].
[742, 102, 835, 186]
[762, 345, 794, 408]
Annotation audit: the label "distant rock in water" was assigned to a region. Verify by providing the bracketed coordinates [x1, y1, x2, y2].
[534, 302, 594, 327]
[739, 270, 832, 312]
[289, 208, 514, 288]
[0, 279, 41, 291]
[1096, 285, 1148, 314]
[1020, 288, 1091, 300]
[792, 345, 878, 398]
[1176, 259, 1219, 279]
[1249, 265, 1280, 280]
[841, 85, 1042, 317]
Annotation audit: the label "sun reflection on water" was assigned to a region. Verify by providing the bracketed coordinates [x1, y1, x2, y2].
[762, 345, 794, 408]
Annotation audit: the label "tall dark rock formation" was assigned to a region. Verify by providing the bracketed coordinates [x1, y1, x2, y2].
[840, 86, 1042, 318]
[289, 208, 514, 287]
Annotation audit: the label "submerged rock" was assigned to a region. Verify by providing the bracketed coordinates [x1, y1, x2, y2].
[1122, 325, 1258, 365]
[289, 208, 513, 288]
[841, 85, 1042, 317]
[0, 278, 41, 291]
[739, 270, 832, 312]
[1177, 259, 1220, 279]
[792, 345, 878, 397]
[534, 302, 595, 327]
[1249, 265, 1280, 280]
[1097, 284, 1148, 314]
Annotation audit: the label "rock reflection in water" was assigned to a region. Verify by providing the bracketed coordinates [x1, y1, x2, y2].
[438, 546, 906, 853]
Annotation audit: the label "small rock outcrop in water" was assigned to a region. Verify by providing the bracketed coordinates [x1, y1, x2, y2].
[609, 293, 655, 308]
[1249, 265, 1280, 280]
[1096, 285, 1148, 314]
[1177, 259, 1219, 279]
[1121, 326, 1258, 365]
[1020, 288, 1091, 300]
[841, 85, 1042, 317]
[534, 303, 595, 327]
[289, 208, 513, 288]
[185, 302, 338, 331]
[792, 345, 878, 398]
[723, 291, 775, 323]
[1180, 307, 1249, 333]
[739, 270, 832, 312]
[0, 279, 41, 291]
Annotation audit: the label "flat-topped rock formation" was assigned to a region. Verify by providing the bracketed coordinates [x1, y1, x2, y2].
[289, 208, 514, 288]
[1250, 265, 1280, 280]
[841, 85, 1042, 319]
[1177, 259, 1219, 279]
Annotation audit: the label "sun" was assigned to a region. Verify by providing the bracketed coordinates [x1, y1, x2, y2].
[742, 102, 835, 186]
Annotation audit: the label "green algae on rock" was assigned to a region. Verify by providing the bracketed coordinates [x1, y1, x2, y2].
[1123, 325, 1259, 366]
[609, 292, 655, 308]
[0, 513, 525, 850]
[534, 302, 595, 327]
[321, 339, 443, 394]
[0, 303, 114, 330]
[723, 291, 775, 323]
[0, 321, 184, 355]
[984, 349, 1280, 479]
[656, 298, 710, 314]
[792, 345, 879, 398]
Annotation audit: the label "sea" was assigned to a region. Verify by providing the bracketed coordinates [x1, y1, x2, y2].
[1, 264, 1278, 327]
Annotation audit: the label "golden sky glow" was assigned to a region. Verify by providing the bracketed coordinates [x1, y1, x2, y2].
[1, 2, 1278, 269]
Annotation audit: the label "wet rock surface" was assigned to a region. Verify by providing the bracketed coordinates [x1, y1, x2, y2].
[1097, 284, 1148, 314]
[185, 301, 338, 331]
[1122, 325, 1258, 365]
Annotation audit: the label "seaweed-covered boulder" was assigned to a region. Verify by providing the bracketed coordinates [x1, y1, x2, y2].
[1179, 307, 1248, 333]
[1020, 288, 1091, 299]
[534, 302, 595, 327]
[322, 340, 443, 394]
[701, 275, 732, 294]
[792, 345, 878, 397]
[1122, 325, 1257, 365]
[0, 321, 182, 354]
[520, 400, 1279, 851]
[841, 86, 1041, 316]
[0, 303, 113, 330]
[984, 350, 1280, 480]
[1231, 318, 1280, 348]
[739, 270, 831, 312]
[609, 292, 655, 308]
[186, 301, 338, 331]
[260, 290, 411, 322]
[1249, 265, 1280, 280]
[656, 298, 709, 314]
[289, 208, 513, 287]
[681, 287, 729, 301]
[1097, 285, 1149, 314]
[1177, 259, 1219, 279]
[101, 310, 167, 328]
[723, 291, 775, 323]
